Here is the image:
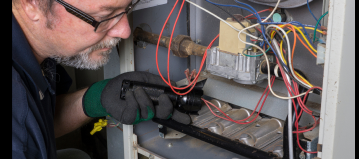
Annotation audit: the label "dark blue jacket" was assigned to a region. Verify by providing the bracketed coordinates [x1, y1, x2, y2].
[12, 13, 72, 159]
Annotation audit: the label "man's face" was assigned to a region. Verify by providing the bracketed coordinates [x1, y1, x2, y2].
[42, 0, 132, 69]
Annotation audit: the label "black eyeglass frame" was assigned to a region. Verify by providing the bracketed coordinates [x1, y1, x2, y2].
[54, 0, 140, 32]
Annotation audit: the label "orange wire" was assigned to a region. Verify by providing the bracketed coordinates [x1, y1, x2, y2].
[279, 24, 317, 58]
[271, 24, 314, 86]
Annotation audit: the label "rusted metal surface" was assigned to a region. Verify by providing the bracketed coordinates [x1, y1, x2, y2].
[133, 27, 207, 57]
[133, 27, 170, 48]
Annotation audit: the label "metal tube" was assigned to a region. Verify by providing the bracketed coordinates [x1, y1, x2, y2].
[133, 27, 208, 57]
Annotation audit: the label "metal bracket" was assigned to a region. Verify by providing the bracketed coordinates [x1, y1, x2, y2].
[317, 144, 323, 152]
[133, 134, 166, 159]
[316, 43, 326, 65]
[158, 124, 186, 139]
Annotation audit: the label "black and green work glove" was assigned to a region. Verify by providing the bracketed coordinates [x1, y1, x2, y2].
[82, 71, 191, 125]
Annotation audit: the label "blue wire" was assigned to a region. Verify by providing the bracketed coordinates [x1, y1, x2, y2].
[234, 0, 261, 21]
[307, 0, 320, 26]
[261, 17, 273, 22]
[259, 41, 265, 47]
[205, 0, 299, 70]
[261, 21, 316, 48]
[205, 0, 262, 22]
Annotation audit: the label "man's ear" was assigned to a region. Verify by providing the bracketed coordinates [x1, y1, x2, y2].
[20, 0, 43, 21]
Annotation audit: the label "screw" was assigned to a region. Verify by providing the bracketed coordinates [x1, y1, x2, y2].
[158, 124, 163, 128]
[159, 133, 164, 138]
[168, 143, 172, 148]
[299, 151, 305, 159]
[149, 154, 154, 159]
[195, 39, 201, 44]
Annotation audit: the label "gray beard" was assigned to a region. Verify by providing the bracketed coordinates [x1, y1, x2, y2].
[51, 37, 121, 70]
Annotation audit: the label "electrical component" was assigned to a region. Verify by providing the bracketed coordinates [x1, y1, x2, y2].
[206, 47, 266, 85]
[218, 18, 255, 54]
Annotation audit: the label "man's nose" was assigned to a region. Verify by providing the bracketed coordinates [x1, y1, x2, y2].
[106, 15, 131, 39]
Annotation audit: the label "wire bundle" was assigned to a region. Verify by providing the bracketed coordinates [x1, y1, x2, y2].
[154, 0, 328, 157]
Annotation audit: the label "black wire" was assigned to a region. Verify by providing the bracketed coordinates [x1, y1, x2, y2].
[267, 28, 289, 63]
[264, 33, 313, 90]
[208, 2, 252, 34]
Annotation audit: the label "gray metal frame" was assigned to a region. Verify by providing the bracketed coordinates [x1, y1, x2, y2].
[317, 0, 355, 158]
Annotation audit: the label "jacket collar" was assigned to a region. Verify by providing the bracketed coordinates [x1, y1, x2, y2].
[12, 13, 49, 93]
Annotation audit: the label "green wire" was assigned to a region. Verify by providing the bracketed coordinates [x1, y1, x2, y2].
[313, 11, 328, 43]
[241, 43, 270, 57]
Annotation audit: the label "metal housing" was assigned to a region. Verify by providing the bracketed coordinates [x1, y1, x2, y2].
[206, 47, 263, 85]
[190, 99, 284, 157]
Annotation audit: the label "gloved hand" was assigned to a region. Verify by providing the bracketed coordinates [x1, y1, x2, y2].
[82, 71, 191, 125]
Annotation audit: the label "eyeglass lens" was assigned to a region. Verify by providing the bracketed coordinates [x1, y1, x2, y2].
[95, 0, 138, 33]
[95, 14, 125, 33]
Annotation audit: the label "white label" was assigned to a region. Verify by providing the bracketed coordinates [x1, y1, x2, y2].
[132, 0, 167, 11]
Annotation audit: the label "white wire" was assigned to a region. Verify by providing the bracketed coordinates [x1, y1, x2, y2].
[272, 39, 295, 94]
[272, 39, 294, 159]
[286, 79, 294, 159]
[265, 25, 312, 88]
[185, 0, 263, 41]
[234, 0, 310, 99]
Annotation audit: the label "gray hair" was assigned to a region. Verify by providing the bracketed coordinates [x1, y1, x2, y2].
[13, 0, 55, 15]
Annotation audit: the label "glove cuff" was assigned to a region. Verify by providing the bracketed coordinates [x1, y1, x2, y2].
[82, 79, 112, 118]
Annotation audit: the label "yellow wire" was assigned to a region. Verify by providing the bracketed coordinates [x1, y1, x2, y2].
[271, 25, 317, 53]
[295, 72, 313, 87]
[271, 27, 314, 87]
[280, 41, 287, 65]
[303, 27, 323, 34]
[291, 25, 317, 53]
[278, 24, 322, 53]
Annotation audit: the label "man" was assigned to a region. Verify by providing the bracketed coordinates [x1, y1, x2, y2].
[12, 0, 190, 158]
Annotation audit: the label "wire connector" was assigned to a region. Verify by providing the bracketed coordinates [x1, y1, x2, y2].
[90, 119, 108, 135]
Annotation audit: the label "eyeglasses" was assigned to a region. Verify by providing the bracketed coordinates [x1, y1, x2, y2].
[54, 0, 140, 32]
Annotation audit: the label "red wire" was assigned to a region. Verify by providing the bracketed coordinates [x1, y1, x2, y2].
[201, 76, 275, 125]
[155, 0, 219, 95]
[276, 57, 321, 154]
[166, 0, 186, 90]
[292, 81, 313, 114]
[293, 86, 322, 154]
[156, 0, 182, 87]
[235, 76, 275, 122]
[154, 0, 199, 91]
[166, 34, 218, 95]
[244, 9, 271, 19]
